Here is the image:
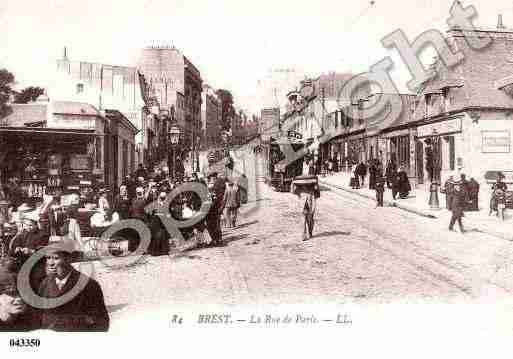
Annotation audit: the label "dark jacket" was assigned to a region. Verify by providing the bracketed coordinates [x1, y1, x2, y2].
[356, 163, 367, 177]
[0, 310, 40, 332]
[8, 229, 49, 258]
[37, 269, 109, 332]
[113, 195, 131, 220]
[129, 198, 147, 220]
[450, 190, 467, 217]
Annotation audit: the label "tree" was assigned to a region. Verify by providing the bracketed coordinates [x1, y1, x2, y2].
[13, 86, 45, 104]
[215, 89, 235, 131]
[0, 69, 15, 119]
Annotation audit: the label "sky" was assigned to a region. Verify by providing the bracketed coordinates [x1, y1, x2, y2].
[1, 0, 513, 115]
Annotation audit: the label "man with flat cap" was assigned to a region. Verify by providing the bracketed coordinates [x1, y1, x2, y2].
[37, 240, 109, 332]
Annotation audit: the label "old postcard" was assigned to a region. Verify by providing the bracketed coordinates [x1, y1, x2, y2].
[0, 0, 513, 357]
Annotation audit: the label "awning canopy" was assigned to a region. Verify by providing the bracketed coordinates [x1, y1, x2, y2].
[0, 127, 97, 136]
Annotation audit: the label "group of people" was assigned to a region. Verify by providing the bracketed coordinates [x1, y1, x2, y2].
[351, 159, 411, 207]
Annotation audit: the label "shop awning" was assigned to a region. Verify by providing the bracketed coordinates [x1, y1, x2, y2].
[0, 127, 97, 135]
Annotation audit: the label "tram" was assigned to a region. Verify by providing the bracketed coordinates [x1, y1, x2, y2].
[269, 132, 305, 192]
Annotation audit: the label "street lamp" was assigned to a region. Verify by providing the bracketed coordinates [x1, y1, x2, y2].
[169, 126, 181, 180]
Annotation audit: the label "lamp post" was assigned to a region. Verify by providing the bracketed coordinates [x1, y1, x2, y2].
[169, 126, 181, 181]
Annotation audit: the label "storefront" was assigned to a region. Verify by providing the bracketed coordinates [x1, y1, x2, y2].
[0, 127, 104, 204]
[416, 115, 462, 185]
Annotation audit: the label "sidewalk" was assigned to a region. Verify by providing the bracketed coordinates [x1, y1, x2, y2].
[320, 171, 513, 241]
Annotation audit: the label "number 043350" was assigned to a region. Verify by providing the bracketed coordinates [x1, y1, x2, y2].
[9, 338, 40, 347]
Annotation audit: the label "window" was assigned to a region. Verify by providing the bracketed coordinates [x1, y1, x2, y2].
[131, 143, 136, 173]
[95, 137, 101, 169]
[76, 83, 84, 94]
[448, 136, 455, 170]
[122, 140, 128, 178]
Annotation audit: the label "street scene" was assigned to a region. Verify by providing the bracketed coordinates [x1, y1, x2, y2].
[1, 0, 513, 349]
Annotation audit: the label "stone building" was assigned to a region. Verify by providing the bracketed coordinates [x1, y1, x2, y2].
[201, 84, 221, 149]
[0, 96, 136, 190]
[409, 23, 513, 187]
[51, 48, 149, 167]
[137, 46, 203, 170]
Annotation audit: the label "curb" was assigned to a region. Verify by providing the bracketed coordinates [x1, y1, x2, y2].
[320, 180, 513, 241]
[320, 180, 438, 219]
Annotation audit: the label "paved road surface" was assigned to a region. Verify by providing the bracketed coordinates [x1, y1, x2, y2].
[90, 183, 513, 327]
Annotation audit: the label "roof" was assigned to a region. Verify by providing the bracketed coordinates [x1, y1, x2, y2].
[0, 104, 47, 127]
[104, 109, 139, 134]
[52, 101, 100, 116]
[412, 28, 513, 122]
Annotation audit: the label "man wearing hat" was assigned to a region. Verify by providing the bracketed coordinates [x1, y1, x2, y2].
[9, 217, 48, 263]
[9, 216, 49, 291]
[206, 172, 226, 246]
[0, 257, 39, 331]
[37, 240, 109, 331]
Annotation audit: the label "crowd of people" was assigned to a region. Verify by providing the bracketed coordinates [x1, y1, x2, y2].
[350, 159, 412, 205]
[0, 159, 247, 331]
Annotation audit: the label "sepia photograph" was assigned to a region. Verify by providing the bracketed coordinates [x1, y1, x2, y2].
[1, 0, 513, 356]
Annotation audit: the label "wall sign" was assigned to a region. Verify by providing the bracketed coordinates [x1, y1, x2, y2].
[417, 118, 462, 137]
[482, 130, 511, 153]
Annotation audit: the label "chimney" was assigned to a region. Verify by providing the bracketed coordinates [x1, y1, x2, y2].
[497, 14, 505, 30]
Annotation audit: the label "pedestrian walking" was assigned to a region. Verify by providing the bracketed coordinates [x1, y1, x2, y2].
[355, 161, 367, 187]
[374, 165, 385, 207]
[368, 160, 377, 190]
[299, 187, 317, 241]
[468, 177, 480, 211]
[385, 160, 397, 189]
[206, 172, 226, 247]
[223, 181, 240, 228]
[449, 184, 468, 233]
[442, 175, 455, 210]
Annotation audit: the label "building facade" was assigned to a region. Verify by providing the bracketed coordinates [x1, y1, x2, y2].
[51, 48, 149, 167]
[137, 46, 203, 171]
[201, 84, 221, 149]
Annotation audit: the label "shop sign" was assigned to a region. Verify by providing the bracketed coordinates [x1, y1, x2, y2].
[482, 130, 511, 153]
[418, 118, 461, 137]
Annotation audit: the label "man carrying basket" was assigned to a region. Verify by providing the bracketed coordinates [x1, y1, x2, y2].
[292, 175, 320, 241]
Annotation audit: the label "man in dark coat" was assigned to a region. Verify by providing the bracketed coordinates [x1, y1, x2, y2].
[355, 162, 367, 187]
[37, 241, 109, 332]
[443, 175, 455, 210]
[468, 177, 480, 211]
[449, 184, 468, 233]
[374, 165, 385, 207]
[9, 218, 49, 291]
[368, 160, 377, 190]
[385, 160, 397, 189]
[206, 172, 226, 247]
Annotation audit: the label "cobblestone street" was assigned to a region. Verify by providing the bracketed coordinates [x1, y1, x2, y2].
[91, 182, 513, 329]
